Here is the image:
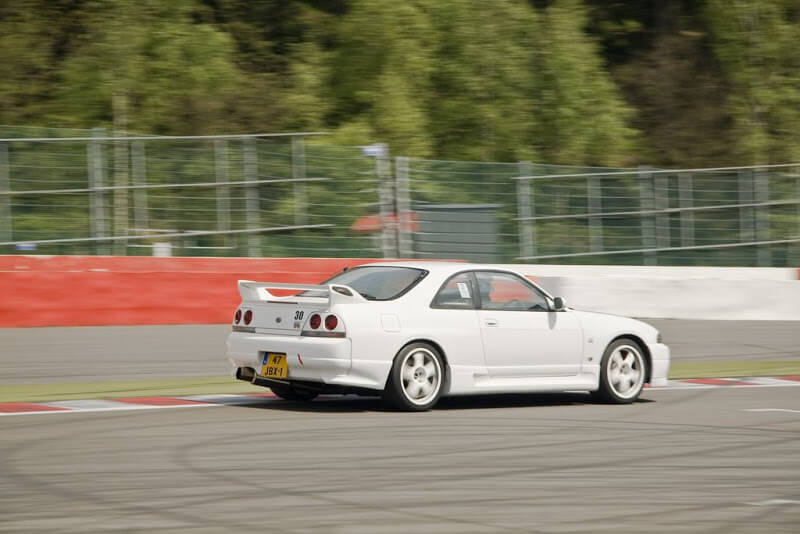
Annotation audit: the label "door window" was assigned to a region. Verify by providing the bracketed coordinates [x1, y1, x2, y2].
[475, 271, 549, 311]
[431, 272, 476, 309]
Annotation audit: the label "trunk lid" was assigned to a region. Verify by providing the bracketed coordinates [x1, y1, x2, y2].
[235, 281, 365, 336]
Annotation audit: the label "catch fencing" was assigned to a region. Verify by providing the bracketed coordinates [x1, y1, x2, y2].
[0, 127, 387, 258]
[398, 159, 800, 267]
[1, 126, 799, 266]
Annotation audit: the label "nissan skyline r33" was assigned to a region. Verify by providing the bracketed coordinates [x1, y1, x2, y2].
[226, 262, 670, 411]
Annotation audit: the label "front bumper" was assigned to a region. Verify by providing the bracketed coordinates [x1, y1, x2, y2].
[648, 342, 670, 387]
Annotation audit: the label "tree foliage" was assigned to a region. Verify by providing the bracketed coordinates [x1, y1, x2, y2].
[1, 0, 800, 165]
[705, 0, 800, 164]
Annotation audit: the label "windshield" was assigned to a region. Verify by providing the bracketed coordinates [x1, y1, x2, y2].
[315, 266, 427, 300]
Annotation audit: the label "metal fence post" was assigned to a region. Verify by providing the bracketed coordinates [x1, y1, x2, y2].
[754, 168, 771, 266]
[215, 139, 231, 247]
[517, 161, 535, 260]
[291, 136, 307, 226]
[113, 132, 129, 255]
[395, 156, 413, 258]
[654, 173, 670, 249]
[131, 141, 148, 233]
[0, 143, 11, 244]
[738, 169, 755, 244]
[88, 128, 109, 255]
[678, 172, 695, 247]
[587, 174, 603, 253]
[638, 166, 657, 265]
[375, 144, 396, 258]
[243, 138, 260, 257]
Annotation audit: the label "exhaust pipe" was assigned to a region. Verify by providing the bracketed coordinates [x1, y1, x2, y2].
[235, 367, 255, 382]
[237, 367, 289, 388]
[238, 366, 302, 390]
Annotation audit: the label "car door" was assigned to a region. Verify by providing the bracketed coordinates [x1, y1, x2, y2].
[425, 271, 485, 371]
[475, 270, 583, 377]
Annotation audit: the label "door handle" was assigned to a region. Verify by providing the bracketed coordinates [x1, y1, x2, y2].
[484, 318, 499, 327]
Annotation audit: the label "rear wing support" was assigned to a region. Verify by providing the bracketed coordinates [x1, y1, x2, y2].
[237, 281, 367, 305]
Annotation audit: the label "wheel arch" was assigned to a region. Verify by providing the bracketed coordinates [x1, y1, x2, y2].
[609, 334, 652, 384]
[386, 338, 451, 393]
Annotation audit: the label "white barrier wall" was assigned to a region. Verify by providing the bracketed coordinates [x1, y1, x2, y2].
[503, 265, 800, 320]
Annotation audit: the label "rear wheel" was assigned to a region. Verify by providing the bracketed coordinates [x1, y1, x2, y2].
[270, 383, 318, 402]
[595, 338, 647, 404]
[383, 343, 444, 411]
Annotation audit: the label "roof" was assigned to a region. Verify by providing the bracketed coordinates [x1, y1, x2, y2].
[359, 260, 525, 276]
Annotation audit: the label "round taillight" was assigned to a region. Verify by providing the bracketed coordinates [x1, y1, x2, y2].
[324, 314, 338, 330]
[234, 309, 242, 324]
[309, 314, 321, 330]
[243, 310, 253, 325]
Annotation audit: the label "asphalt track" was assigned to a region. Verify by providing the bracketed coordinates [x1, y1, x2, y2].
[1, 385, 799, 533]
[2, 319, 800, 384]
[1, 320, 799, 532]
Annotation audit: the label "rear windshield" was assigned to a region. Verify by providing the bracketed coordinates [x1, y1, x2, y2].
[318, 266, 427, 301]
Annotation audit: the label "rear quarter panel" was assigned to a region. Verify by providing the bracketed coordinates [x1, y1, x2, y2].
[332, 272, 487, 392]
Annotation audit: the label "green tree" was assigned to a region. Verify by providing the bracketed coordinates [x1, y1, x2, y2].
[532, 0, 637, 166]
[53, 0, 240, 134]
[0, 1, 78, 126]
[425, 1, 539, 162]
[705, 0, 800, 164]
[325, 0, 435, 156]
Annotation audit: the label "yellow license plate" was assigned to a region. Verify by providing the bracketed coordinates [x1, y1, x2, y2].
[260, 353, 288, 379]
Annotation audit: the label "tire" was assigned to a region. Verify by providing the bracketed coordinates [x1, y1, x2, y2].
[595, 338, 647, 404]
[383, 343, 445, 411]
[270, 383, 318, 402]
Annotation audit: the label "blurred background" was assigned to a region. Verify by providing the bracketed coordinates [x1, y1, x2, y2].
[1, 0, 799, 266]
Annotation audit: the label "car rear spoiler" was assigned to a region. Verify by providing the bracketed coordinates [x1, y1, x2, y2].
[237, 280, 367, 304]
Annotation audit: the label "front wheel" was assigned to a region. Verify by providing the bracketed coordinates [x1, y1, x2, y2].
[383, 343, 445, 411]
[595, 338, 647, 404]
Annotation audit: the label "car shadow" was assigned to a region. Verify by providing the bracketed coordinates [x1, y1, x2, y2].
[235, 391, 654, 414]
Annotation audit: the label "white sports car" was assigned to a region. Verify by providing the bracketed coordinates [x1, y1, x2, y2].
[226, 262, 670, 411]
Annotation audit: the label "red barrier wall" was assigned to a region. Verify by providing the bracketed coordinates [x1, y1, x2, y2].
[0, 256, 393, 327]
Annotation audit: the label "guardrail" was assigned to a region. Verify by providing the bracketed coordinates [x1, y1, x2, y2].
[2, 255, 798, 327]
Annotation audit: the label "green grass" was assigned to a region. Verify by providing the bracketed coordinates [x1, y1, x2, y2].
[2, 361, 799, 403]
[668, 360, 800, 380]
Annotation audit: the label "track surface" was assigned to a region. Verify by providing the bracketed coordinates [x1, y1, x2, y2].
[1, 386, 798, 533]
[2, 320, 800, 384]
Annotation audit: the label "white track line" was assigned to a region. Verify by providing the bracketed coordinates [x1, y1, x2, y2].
[0, 403, 222, 417]
[2, 379, 799, 417]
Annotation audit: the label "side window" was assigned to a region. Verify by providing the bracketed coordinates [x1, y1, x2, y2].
[431, 272, 476, 309]
[475, 271, 549, 311]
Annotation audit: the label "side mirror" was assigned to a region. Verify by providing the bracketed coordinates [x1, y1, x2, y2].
[553, 296, 566, 311]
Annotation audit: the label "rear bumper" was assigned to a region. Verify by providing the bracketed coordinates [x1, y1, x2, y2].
[648, 342, 670, 387]
[227, 331, 352, 383]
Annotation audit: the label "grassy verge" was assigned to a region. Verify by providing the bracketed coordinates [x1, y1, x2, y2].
[2, 361, 799, 403]
[668, 360, 800, 379]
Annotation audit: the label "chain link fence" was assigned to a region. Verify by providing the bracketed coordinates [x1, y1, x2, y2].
[512, 165, 800, 267]
[0, 127, 387, 258]
[1, 127, 799, 266]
